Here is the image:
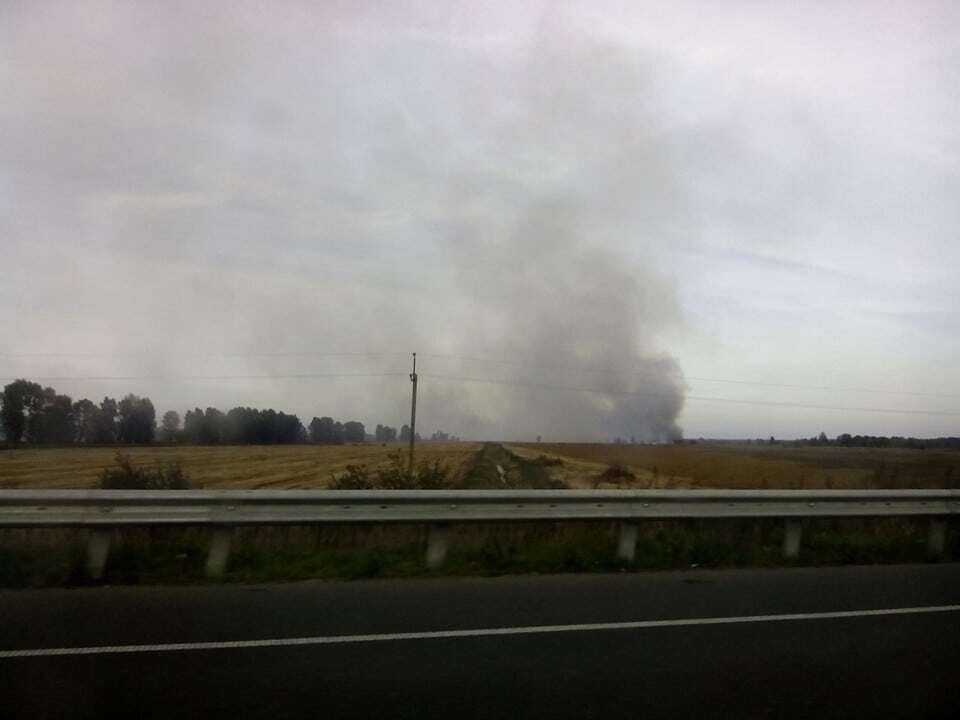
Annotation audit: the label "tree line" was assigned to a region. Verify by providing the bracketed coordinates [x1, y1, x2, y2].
[809, 433, 960, 450]
[1, 379, 462, 447]
[1, 380, 155, 445]
[750, 432, 960, 450]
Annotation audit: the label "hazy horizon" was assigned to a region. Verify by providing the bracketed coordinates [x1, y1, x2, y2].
[2, 1, 958, 441]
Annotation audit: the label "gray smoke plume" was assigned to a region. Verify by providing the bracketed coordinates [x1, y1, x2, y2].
[410, 33, 689, 442]
[0, 3, 688, 441]
[414, 194, 687, 442]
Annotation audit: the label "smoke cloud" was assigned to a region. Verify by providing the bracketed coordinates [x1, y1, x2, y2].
[0, 3, 697, 440]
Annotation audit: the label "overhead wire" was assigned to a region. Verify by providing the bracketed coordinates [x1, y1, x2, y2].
[1, 354, 956, 416]
[417, 353, 959, 399]
[1, 349, 954, 399]
[0, 372, 408, 382]
[417, 373, 960, 417]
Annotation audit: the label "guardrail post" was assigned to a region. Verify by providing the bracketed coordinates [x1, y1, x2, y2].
[783, 519, 802, 559]
[85, 529, 112, 580]
[205, 528, 234, 577]
[927, 519, 946, 557]
[426, 524, 449, 568]
[617, 522, 638, 562]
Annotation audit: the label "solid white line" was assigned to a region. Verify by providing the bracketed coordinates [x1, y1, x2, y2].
[3, 604, 959, 659]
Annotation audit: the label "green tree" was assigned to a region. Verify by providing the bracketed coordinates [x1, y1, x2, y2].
[342, 421, 365, 443]
[72, 398, 100, 443]
[1, 379, 44, 445]
[27, 389, 75, 444]
[94, 397, 118, 443]
[161, 410, 181, 442]
[117, 394, 156, 444]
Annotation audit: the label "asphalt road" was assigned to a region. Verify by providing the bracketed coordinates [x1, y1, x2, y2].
[2, 564, 959, 719]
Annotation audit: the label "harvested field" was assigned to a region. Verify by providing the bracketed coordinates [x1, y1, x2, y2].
[509, 443, 960, 490]
[0, 443, 481, 490]
[3, 441, 958, 491]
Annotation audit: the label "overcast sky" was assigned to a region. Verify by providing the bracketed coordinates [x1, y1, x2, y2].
[2, 1, 958, 440]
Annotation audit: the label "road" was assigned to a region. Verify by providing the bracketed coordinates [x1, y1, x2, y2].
[2, 564, 959, 718]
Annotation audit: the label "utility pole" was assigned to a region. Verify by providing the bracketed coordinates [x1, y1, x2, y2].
[408, 352, 418, 476]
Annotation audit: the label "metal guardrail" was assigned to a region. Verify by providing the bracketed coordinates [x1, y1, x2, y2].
[1, 489, 956, 578]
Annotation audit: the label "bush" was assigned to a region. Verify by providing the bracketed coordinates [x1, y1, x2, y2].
[329, 464, 374, 490]
[412, 459, 451, 489]
[375, 452, 415, 489]
[99, 453, 192, 490]
[328, 452, 452, 490]
[594, 461, 635, 487]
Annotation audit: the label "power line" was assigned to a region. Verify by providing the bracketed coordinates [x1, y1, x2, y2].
[0, 372, 408, 382]
[2, 349, 957, 400]
[418, 353, 958, 400]
[417, 373, 960, 417]
[0, 352, 408, 359]
[0, 368, 954, 416]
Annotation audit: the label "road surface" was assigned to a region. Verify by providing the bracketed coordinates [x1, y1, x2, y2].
[2, 564, 959, 718]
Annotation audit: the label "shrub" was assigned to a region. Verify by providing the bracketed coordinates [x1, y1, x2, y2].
[593, 461, 635, 488]
[328, 452, 452, 490]
[413, 459, 451, 489]
[99, 453, 192, 490]
[329, 464, 374, 490]
[375, 453, 415, 489]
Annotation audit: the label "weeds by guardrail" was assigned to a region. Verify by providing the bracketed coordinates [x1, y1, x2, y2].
[0, 488, 956, 585]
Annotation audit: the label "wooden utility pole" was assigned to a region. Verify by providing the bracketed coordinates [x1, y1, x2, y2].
[408, 352, 418, 475]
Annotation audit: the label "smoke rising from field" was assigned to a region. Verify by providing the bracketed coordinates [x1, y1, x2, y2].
[413, 32, 689, 442]
[1, 3, 689, 441]
[427, 196, 688, 441]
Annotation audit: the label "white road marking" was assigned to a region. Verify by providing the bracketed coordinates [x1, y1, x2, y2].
[3, 604, 959, 659]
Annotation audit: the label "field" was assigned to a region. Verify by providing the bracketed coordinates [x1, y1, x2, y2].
[2, 441, 958, 587]
[509, 443, 960, 490]
[3, 441, 959, 491]
[0, 443, 481, 490]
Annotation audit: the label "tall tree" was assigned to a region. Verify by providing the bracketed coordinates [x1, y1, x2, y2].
[27, 389, 75, 444]
[310, 416, 337, 443]
[161, 410, 181, 442]
[342, 421, 365, 443]
[72, 398, 100, 444]
[183, 408, 203, 444]
[309, 417, 325, 443]
[94, 397, 118, 443]
[117, 394, 156, 444]
[1, 379, 43, 445]
[199, 407, 224, 444]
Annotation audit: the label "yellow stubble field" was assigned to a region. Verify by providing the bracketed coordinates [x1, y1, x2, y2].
[0, 443, 481, 490]
[509, 442, 960, 490]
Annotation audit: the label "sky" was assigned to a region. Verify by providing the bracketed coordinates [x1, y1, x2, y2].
[1, 0, 958, 440]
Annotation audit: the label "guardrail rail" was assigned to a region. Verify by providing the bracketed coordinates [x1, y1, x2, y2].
[1, 489, 957, 578]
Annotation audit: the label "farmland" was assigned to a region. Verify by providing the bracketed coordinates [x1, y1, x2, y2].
[0, 443, 480, 490]
[2, 440, 958, 587]
[509, 443, 960, 490]
[2, 441, 959, 491]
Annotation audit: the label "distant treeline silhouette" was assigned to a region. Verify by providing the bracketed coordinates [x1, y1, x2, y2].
[0, 379, 458, 446]
[801, 432, 960, 450]
[747, 432, 960, 450]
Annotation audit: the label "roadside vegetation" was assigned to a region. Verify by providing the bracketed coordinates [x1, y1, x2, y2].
[1, 441, 957, 588]
[99, 453, 191, 490]
[1, 517, 955, 588]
